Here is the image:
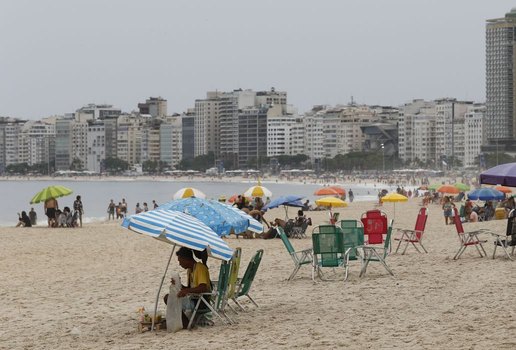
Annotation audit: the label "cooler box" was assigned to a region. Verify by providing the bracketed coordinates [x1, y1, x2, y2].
[495, 207, 506, 220]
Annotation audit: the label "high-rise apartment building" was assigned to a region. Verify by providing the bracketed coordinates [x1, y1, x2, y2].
[160, 116, 183, 168]
[138, 97, 168, 118]
[486, 8, 516, 141]
[464, 104, 486, 168]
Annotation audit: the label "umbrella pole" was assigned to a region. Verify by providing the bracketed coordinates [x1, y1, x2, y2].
[152, 245, 176, 331]
[284, 205, 289, 221]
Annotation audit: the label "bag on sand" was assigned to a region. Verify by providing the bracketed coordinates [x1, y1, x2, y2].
[166, 272, 183, 332]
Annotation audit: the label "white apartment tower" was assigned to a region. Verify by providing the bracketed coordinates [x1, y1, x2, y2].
[464, 104, 486, 168]
[86, 121, 105, 173]
[160, 116, 183, 168]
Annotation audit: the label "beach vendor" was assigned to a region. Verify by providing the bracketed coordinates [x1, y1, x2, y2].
[165, 247, 212, 329]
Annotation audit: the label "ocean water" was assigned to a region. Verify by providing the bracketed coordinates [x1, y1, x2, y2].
[0, 178, 393, 227]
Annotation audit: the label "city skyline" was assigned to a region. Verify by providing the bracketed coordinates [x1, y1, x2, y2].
[1, 1, 514, 119]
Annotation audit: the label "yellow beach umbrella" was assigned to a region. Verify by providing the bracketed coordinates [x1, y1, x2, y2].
[380, 192, 408, 222]
[315, 197, 347, 224]
[173, 187, 206, 199]
[315, 197, 348, 208]
[244, 185, 272, 198]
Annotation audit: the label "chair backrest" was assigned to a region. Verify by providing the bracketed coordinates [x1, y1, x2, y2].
[340, 220, 363, 260]
[237, 249, 264, 297]
[506, 209, 516, 239]
[330, 212, 340, 225]
[277, 226, 295, 254]
[340, 219, 358, 230]
[459, 205, 465, 218]
[361, 210, 388, 244]
[312, 225, 345, 267]
[215, 260, 231, 310]
[383, 220, 394, 258]
[226, 247, 242, 300]
[284, 220, 295, 236]
[413, 207, 428, 240]
[453, 207, 465, 237]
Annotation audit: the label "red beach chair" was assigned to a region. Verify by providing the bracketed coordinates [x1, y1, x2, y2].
[452, 207, 487, 260]
[394, 207, 428, 254]
[360, 210, 388, 245]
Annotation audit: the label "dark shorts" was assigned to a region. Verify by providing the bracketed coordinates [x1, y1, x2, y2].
[46, 208, 56, 218]
[444, 209, 453, 217]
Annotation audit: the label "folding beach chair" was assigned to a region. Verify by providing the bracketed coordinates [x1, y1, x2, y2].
[490, 209, 516, 260]
[311, 225, 348, 281]
[357, 218, 394, 277]
[187, 260, 233, 329]
[360, 210, 388, 245]
[277, 226, 313, 280]
[394, 207, 428, 254]
[339, 220, 364, 279]
[231, 249, 263, 310]
[291, 218, 311, 239]
[225, 247, 242, 313]
[452, 207, 488, 260]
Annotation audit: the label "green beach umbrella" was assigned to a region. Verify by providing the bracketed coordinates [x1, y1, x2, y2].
[428, 184, 440, 191]
[453, 182, 470, 192]
[30, 185, 73, 204]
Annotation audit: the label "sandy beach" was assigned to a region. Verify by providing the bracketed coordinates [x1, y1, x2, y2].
[1, 199, 514, 350]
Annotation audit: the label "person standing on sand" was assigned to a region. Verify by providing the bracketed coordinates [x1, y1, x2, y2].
[73, 195, 84, 227]
[44, 197, 58, 227]
[442, 196, 454, 225]
[153, 200, 158, 209]
[348, 189, 354, 203]
[29, 208, 37, 226]
[121, 198, 128, 217]
[107, 199, 115, 220]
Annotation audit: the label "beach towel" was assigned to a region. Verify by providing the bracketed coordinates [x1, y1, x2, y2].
[166, 272, 183, 332]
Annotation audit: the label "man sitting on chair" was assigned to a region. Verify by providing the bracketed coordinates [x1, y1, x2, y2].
[165, 247, 212, 328]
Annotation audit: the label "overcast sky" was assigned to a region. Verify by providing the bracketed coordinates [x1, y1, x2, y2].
[1, 0, 515, 119]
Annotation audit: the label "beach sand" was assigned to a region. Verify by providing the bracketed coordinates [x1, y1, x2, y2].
[1, 199, 514, 349]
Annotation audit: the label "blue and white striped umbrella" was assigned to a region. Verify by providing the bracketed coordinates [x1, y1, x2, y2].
[158, 198, 263, 235]
[121, 209, 233, 261]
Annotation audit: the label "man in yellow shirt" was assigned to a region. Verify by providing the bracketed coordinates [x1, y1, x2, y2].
[169, 247, 211, 328]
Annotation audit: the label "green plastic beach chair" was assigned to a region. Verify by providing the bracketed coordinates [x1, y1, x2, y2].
[232, 249, 264, 310]
[277, 226, 313, 281]
[225, 247, 242, 314]
[357, 220, 394, 277]
[340, 220, 364, 261]
[187, 259, 233, 329]
[311, 225, 348, 281]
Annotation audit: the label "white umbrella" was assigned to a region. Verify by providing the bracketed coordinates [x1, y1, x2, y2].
[173, 187, 206, 199]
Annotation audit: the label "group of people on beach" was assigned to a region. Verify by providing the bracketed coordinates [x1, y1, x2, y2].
[107, 198, 128, 219]
[18, 195, 83, 228]
[107, 198, 160, 219]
